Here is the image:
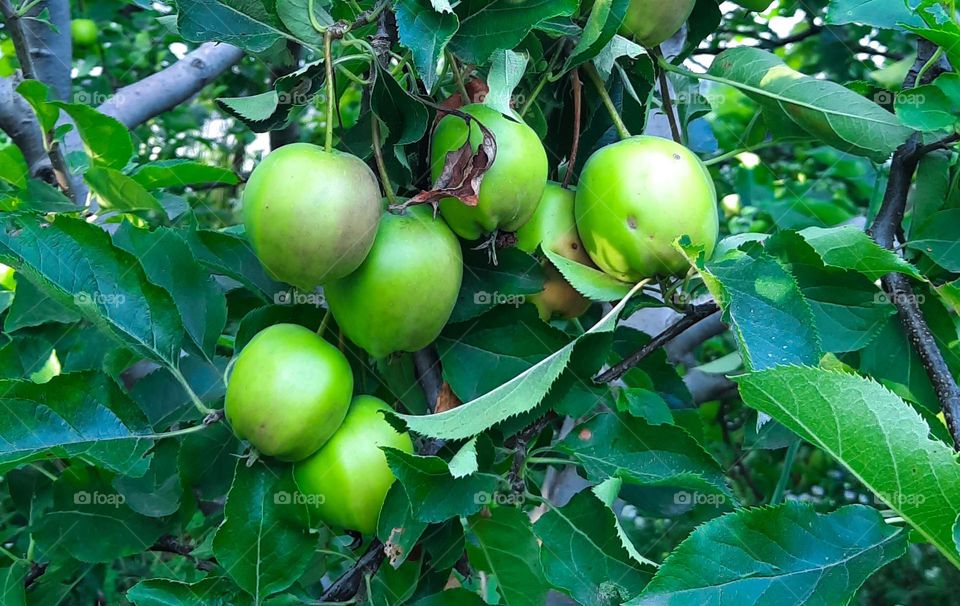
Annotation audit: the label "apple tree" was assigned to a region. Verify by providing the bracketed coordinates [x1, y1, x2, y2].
[0, 0, 959, 604]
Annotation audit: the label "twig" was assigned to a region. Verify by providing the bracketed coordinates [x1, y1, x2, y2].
[562, 68, 581, 189]
[23, 561, 47, 589]
[717, 400, 763, 503]
[770, 439, 800, 505]
[507, 413, 557, 494]
[595, 303, 720, 383]
[653, 47, 682, 144]
[0, 0, 75, 203]
[582, 63, 630, 140]
[867, 38, 960, 450]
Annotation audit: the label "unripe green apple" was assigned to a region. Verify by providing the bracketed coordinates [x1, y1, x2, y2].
[431, 104, 548, 240]
[71, 19, 98, 47]
[243, 143, 382, 290]
[325, 205, 463, 358]
[575, 136, 718, 281]
[620, 0, 697, 48]
[732, 0, 774, 11]
[293, 395, 413, 534]
[516, 183, 593, 320]
[225, 323, 353, 462]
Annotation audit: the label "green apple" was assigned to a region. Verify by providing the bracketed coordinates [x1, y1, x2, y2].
[293, 395, 414, 534]
[516, 183, 594, 320]
[733, 0, 774, 11]
[575, 136, 718, 281]
[243, 143, 382, 290]
[325, 205, 463, 358]
[431, 104, 548, 240]
[620, 0, 697, 48]
[225, 323, 353, 462]
[71, 19, 98, 47]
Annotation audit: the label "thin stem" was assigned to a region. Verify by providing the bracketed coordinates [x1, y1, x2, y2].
[335, 65, 371, 86]
[526, 457, 573, 467]
[519, 43, 564, 117]
[654, 47, 683, 144]
[0, 545, 20, 562]
[447, 50, 470, 101]
[562, 68, 582, 189]
[29, 463, 57, 482]
[770, 440, 800, 505]
[145, 423, 212, 441]
[317, 310, 331, 338]
[371, 116, 397, 206]
[914, 48, 943, 87]
[702, 140, 783, 166]
[583, 63, 630, 140]
[324, 30, 336, 153]
[170, 368, 215, 416]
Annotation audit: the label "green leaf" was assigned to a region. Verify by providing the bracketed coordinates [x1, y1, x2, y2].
[563, 0, 629, 72]
[0, 562, 27, 606]
[689, 245, 822, 371]
[450, 0, 578, 64]
[630, 503, 906, 605]
[904, 20, 960, 73]
[467, 507, 549, 606]
[616, 388, 674, 425]
[448, 437, 479, 478]
[484, 49, 528, 117]
[766, 231, 894, 353]
[84, 166, 165, 213]
[130, 159, 239, 190]
[0, 144, 28, 188]
[593, 35, 646, 81]
[401, 281, 645, 439]
[217, 60, 325, 133]
[276, 0, 333, 46]
[384, 447, 500, 523]
[175, 0, 284, 52]
[534, 479, 652, 605]
[35, 465, 168, 563]
[113, 223, 227, 357]
[0, 373, 153, 476]
[707, 47, 913, 161]
[440, 305, 568, 402]
[825, 0, 923, 29]
[895, 84, 956, 132]
[737, 365, 960, 567]
[544, 248, 632, 301]
[128, 578, 244, 605]
[0, 215, 184, 366]
[557, 412, 730, 497]
[411, 589, 486, 606]
[181, 228, 285, 301]
[15, 79, 59, 131]
[908, 208, 960, 271]
[371, 61, 430, 146]
[377, 482, 428, 567]
[395, 0, 460, 92]
[450, 247, 543, 323]
[4, 276, 81, 332]
[213, 461, 315, 600]
[112, 439, 182, 517]
[799, 225, 924, 281]
[55, 102, 134, 169]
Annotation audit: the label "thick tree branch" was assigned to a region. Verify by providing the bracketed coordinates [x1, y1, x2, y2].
[22, 0, 72, 101]
[95, 43, 243, 129]
[595, 303, 721, 383]
[867, 38, 960, 450]
[0, 0, 75, 199]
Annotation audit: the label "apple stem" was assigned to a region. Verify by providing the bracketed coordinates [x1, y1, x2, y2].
[583, 63, 631, 140]
[324, 29, 336, 153]
[371, 116, 398, 205]
[171, 367, 216, 416]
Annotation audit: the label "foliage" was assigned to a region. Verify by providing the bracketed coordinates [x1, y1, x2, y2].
[0, 0, 958, 604]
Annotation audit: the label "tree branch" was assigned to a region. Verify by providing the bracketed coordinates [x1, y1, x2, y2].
[22, 0, 72, 101]
[867, 38, 960, 450]
[595, 303, 721, 383]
